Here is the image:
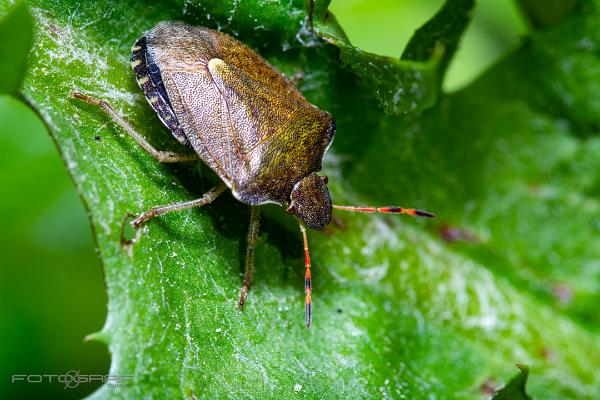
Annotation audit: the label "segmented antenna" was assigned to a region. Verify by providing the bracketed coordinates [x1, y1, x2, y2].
[333, 205, 435, 218]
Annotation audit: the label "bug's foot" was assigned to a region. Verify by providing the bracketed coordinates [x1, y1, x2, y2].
[131, 209, 158, 229]
[238, 285, 249, 309]
[120, 214, 141, 246]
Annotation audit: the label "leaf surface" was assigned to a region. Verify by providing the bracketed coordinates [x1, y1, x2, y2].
[0, 1, 33, 93]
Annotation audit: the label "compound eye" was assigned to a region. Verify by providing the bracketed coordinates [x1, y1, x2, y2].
[321, 175, 329, 184]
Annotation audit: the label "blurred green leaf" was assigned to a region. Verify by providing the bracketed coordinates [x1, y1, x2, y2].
[499, 7, 600, 135]
[0, 95, 109, 399]
[516, 0, 578, 28]
[492, 365, 532, 400]
[311, 0, 474, 114]
[5, 0, 600, 398]
[401, 0, 474, 82]
[0, 1, 33, 94]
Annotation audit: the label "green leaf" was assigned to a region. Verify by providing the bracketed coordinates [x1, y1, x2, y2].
[492, 365, 532, 400]
[6, 0, 600, 398]
[0, 0, 34, 94]
[310, 0, 474, 114]
[401, 0, 474, 81]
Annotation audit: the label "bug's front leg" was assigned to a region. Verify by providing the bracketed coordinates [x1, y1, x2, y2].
[71, 92, 199, 163]
[299, 224, 312, 328]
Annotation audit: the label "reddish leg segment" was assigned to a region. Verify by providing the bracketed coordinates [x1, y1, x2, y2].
[299, 224, 312, 328]
[333, 205, 435, 218]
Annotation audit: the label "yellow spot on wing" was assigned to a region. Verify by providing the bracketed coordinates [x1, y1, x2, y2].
[131, 59, 142, 67]
[207, 58, 225, 73]
[137, 76, 149, 85]
[148, 95, 159, 103]
[132, 45, 141, 51]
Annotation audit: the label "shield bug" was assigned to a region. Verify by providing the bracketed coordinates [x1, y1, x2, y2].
[72, 21, 434, 328]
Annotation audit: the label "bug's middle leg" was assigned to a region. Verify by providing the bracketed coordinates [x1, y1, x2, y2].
[132, 183, 227, 228]
[238, 206, 261, 308]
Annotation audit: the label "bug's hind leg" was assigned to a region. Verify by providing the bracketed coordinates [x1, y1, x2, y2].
[132, 183, 227, 228]
[71, 92, 199, 163]
[238, 206, 261, 309]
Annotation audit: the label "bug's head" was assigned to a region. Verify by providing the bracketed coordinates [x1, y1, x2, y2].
[287, 173, 331, 231]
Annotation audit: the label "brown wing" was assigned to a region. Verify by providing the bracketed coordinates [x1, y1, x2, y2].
[146, 22, 334, 205]
[145, 23, 235, 180]
[206, 59, 334, 204]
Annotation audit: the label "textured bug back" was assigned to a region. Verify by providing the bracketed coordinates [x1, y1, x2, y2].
[143, 22, 335, 206]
